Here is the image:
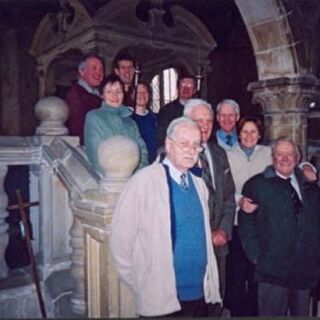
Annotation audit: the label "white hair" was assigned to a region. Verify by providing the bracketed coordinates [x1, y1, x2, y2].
[183, 98, 214, 117]
[216, 99, 240, 116]
[166, 116, 199, 139]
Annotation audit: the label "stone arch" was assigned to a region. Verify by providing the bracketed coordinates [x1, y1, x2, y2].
[235, 0, 299, 80]
[93, 0, 216, 87]
[29, 0, 96, 97]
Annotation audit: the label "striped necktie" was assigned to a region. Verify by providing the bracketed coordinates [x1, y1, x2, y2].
[180, 173, 188, 190]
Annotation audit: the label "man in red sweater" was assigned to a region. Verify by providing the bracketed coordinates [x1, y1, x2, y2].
[65, 53, 105, 145]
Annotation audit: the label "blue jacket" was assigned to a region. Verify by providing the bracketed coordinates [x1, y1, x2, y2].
[84, 102, 148, 176]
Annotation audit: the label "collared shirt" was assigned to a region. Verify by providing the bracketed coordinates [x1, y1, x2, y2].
[179, 99, 187, 106]
[163, 157, 188, 186]
[216, 129, 238, 150]
[78, 79, 100, 96]
[275, 170, 302, 200]
[200, 143, 216, 189]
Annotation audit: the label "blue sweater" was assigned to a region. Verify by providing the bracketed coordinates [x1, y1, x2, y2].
[171, 175, 207, 301]
[132, 111, 157, 163]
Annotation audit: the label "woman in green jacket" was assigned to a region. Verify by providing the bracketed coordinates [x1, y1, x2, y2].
[84, 74, 148, 176]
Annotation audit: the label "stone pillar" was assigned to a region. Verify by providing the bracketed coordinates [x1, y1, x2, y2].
[73, 135, 139, 318]
[248, 76, 320, 159]
[0, 166, 9, 278]
[35, 96, 69, 136]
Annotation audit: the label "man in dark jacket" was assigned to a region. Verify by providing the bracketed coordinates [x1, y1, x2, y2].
[184, 98, 236, 315]
[238, 137, 320, 316]
[157, 75, 197, 149]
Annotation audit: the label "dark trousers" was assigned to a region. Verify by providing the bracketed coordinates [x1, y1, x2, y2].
[169, 297, 209, 317]
[258, 282, 310, 316]
[225, 226, 258, 316]
[140, 297, 209, 318]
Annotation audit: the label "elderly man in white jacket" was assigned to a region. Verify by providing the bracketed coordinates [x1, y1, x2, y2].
[110, 117, 221, 317]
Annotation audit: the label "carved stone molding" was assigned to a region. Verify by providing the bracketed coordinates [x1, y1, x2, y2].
[248, 75, 320, 158]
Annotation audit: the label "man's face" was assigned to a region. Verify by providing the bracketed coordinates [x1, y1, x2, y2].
[165, 124, 201, 173]
[189, 105, 213, 143]
[272, 141, 299, 177]
[114, 60, 135, 86]
[178, 78, 196, 101]
[216, 103, 239, 133]
[103, 82, 124, 108]
[79, 57, 104, 88]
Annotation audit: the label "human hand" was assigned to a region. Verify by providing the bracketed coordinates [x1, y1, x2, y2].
[212, 229, 228, 247]
[302, 164, 317, 182]
[239, 196, 258, 213]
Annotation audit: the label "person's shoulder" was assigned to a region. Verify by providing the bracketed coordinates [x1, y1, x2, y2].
[86, 106, 103, 120]
[129, 163, 164, 183]
[66, 82, 84, 94]
[207, 141, 228, 158]
[256, 144, 271, 153]
[158, 99, 180, 114]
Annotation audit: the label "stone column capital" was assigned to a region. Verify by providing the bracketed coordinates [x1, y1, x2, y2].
[248, 75, 320, 113]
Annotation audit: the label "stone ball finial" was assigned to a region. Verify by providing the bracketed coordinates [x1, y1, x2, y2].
[98, 135, 140, 179]
[35, 96, 69, 136]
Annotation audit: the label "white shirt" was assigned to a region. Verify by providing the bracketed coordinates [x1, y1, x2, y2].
[78, 79, 100, 96]
[162, 157, 189, 186]
[275, 171, 302, 200]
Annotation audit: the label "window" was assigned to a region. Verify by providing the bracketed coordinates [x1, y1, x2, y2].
[151, 68, 178, 113]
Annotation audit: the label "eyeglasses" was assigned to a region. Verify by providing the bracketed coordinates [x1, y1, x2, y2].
[169, 137, 203, 153]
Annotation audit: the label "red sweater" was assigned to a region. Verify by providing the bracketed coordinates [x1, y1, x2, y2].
[65, 83, 102, 144]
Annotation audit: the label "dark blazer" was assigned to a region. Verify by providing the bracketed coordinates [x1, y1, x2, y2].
[156, 99, 184, 149]
[238, 165, 320, 289]
[206, 142, 236, 257]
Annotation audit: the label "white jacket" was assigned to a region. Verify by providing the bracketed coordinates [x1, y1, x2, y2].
[226, 144, 272, 224]
[110, 163, 221, 317]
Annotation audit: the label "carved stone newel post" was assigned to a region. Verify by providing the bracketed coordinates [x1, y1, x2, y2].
[73, 135, 139, 317]
[35, 96, 69, 136]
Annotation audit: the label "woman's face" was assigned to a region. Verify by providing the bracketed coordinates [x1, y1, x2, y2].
[103, 81, 124, 108]
[239, 121, 261, 148]
[136, 84, 149, 109]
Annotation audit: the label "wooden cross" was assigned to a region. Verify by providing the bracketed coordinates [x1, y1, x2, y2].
[7, 190, 47, 319]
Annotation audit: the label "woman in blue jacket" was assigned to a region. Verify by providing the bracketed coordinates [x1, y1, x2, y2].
[84, 74, 148, 176]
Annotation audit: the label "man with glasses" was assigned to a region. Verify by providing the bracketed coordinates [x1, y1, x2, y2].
[184, 99, 236, 315]
[157, 74, 197, 149]
[110, 117, 221, 317]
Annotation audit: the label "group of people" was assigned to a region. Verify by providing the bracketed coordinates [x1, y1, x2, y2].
[64, 52, 320, 318]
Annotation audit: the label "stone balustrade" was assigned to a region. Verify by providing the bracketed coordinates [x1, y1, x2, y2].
[0, 96, 139, 318]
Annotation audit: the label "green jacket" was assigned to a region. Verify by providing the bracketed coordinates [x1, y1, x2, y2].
[84, 102, 148, 176]
[238, 165, 320, 289]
